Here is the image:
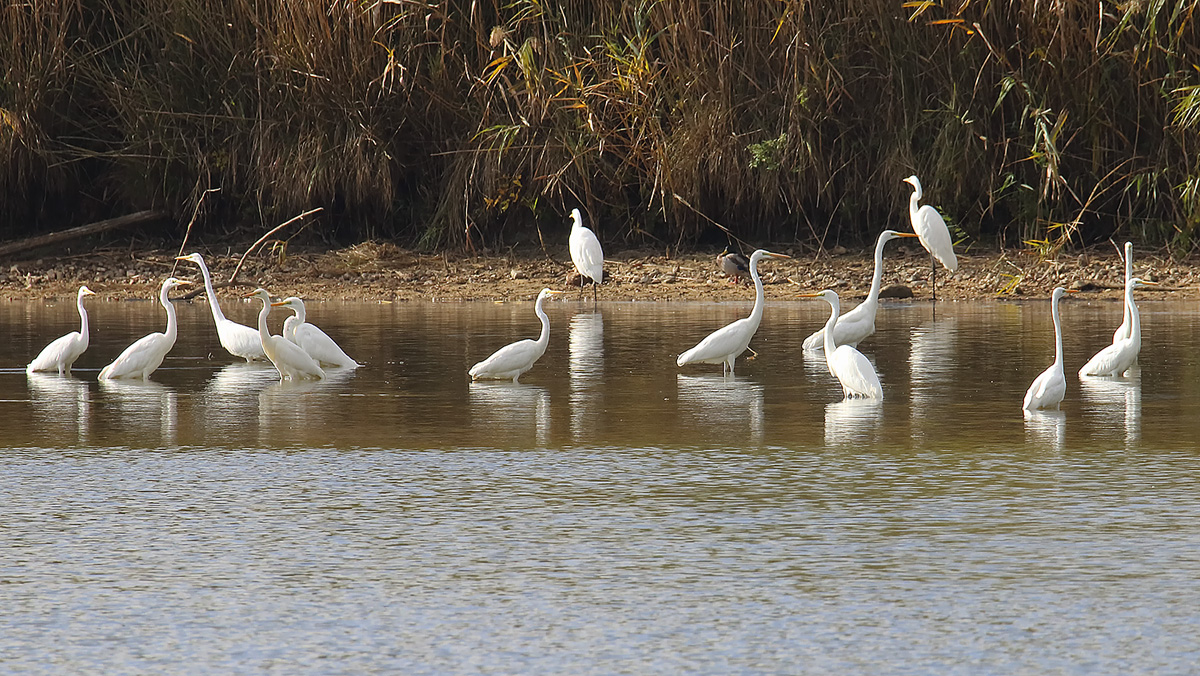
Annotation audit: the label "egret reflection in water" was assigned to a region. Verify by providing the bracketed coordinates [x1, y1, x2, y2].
[257, 369, 357, 445]
[97, 378, 178, 446]
[468, 381, 551, 447]
[202, 363, 279, 438]
[1023, 408, 1066, 452]
[27, 373, 92, 445]
[675, 374, 765, 444]
[823, 398, 883, 447]
[1079, 372, 1142, 446]
[909, 317, 958, 441]
[568, 311, 604, 440]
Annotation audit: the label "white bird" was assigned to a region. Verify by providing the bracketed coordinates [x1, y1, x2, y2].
[470, 288, 565, 382]
[903, 175, 958, 302]
[1113, 241, 1134, 343]
[27, 285, 97, 375]
[245, 288, 326, 381]
[1023, 286, 1077, 410]
[98, 277, 191, 380]
[175, 252, 267, 361]
[273, 296, 361, 368]
[677, 249, 790, 375]
[800, 289, 884, 399]
[1079, 278, 1156, 377]
[568, 208, 604, 302]
[802, 229, 920, 351]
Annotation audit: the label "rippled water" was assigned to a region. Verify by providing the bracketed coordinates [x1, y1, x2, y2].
[2, 295, 1199, 674]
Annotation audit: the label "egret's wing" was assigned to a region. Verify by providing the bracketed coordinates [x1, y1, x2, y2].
[830, 345, 883, 398]
[801, 326, 825, 351]
[1079, 341, 1135, 377]
[269, 335, 326, 378]
[571, 228, 605, 282]
[295, 323, 359, 368]
[216, 317, 266, 360]
[28, 333, 85, 372]
[915, 206, 958, 271]
[471, 338, 542, 377]
[100, 333, 171, 379]
[678, 318, 751, 365]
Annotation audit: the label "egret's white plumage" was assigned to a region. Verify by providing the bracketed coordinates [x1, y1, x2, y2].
[1113, 241, 1134, 344]
[245, 289, 325, 381]
[803, 230, 919, 351]
[1023, 287, 1076, 410]
[176, 253, 266, 361]
[903, 175, 957, 301]
[27, 285, 97, 375]
[677, 249, 789, 375]
[98, 278, 191, 380]
[568, 208, 604, 299]
[273, 296, 360, 369]
[1079, 278, 1154, 377]
[801, 289, 884, 399]
[469, 288, 564, 382]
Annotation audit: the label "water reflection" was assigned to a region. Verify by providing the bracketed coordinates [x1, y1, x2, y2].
[202, 363, 278, 440]
[257, 370, 358, 446]
[909, 317, 957, 441]
[1079, 372, 1142, 446]
[1023, 408, 1066, 452]
[468, 381, 551, 448]
[26, 373, 91, 445]
[823, 399, 883, 447]
[97, 379, 178, 447]
[569, 311, 604, 440]
[676, 374, 765, 445]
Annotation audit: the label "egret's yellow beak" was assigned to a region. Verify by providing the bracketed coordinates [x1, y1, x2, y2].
[895, 232, 920, 238]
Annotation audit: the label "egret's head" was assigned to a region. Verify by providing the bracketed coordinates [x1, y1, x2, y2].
[175, 253, 204, 265]
[799, 289, 840, 307]
[79, 285, 96, 297]
[271, 296, 304, 310]
[243, 287, 272, 301]
[903, 175, 920, 188]
[749, 249, 790, 263]
[1051, 287, 1080, 301]
[879, 230, 920, 244]
[1130, 277, 1158, 290]
[162, 277, 191, 292]
[569, 208, 582, 226]
[538, 288, 566, 301]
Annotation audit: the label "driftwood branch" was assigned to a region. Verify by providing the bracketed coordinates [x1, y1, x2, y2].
[0, 210, 165, 258]
[227, 207, 323, 284]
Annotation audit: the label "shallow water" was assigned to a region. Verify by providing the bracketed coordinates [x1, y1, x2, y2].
[2, 296, 1199, 674]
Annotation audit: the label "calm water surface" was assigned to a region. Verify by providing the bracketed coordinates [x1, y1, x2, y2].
[2, 296, 1199, 674]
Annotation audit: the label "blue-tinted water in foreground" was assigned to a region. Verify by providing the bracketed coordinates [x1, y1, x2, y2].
[2, 296, 1198, 674]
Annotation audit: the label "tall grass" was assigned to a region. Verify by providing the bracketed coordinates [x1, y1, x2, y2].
[2, 0, 1199, 253]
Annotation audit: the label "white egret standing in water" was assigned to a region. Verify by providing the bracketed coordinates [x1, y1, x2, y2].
[176, 253, 266, 361]
[802, 229, 919, 351]
[568, 208, 604, 302]
[1113, 241, 1134, 343]
[245, 288, 326, 381]
[1079, 278, 1155, 377]
[27, 285, 97, 375]
[1023, 287, 1077, 410]
[99, 278, 191, 380]
[676, 249, 790, 375]
[273, 296, 361, 369]
[470, 288, 565, 382]
[903, 175, 958, 302]
[799, 289, 883, 399]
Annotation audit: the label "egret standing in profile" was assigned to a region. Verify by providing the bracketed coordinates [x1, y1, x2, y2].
[27, 285, 97, 375]
[1079, 278, 1155, 377]
[98, 277, 191, 380]
[273, 296, 361, 369]
[903, 175, 958, 302]
[799, 289, 883, 399]
[568, 208, 604, 303]
[677, 249, 789, 375]
[245, 288, 325, 381]
[1023, 286, 1077, 411]
[1113, 241, 1135, 344]
[470, 288, 565, 382]
[803, 230, 919, 351]
[175, 253, 266, 361]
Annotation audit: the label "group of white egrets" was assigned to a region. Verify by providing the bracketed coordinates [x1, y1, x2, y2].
[24, 174, 1150, 412]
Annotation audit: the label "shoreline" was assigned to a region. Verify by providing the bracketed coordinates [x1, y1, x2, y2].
[3, 242, 1198, 303]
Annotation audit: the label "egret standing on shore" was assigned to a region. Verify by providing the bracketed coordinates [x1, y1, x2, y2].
[27, 285, 97, 375]
[245, 288, 325, 381]
[470, 288, 565, 382]
[176, 253, 266, 361]
[677, 249, 789, 375]
[98, 278, 191, 380]
[903, 175, 958, 302]
[1023, 287, 1077, 411]
[569, 208, 604, 302]
[799, 289, 883, 399]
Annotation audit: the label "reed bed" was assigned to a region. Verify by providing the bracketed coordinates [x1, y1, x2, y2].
[2, 0, 1199, 253]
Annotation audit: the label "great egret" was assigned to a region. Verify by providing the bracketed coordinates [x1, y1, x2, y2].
[175, 253, 267, 361]
[568, 208, 604, 302]
[677, 249, 790, 375]
[470, 288, 565, 382]
[245, 288, 326, 381]
[802, 229, 920, 351]
[272, 296, 361, 369]
[1023, 286, 1077, 410]
[27, 285, 97, 375]
[1079, 278, 1156, 377]
[903, 175, 958, 302]
[98, 277, 191, 380]
[799, 289, 884, 399]
[1113, 241, 1134, 343]
[718, 249, 750, 284]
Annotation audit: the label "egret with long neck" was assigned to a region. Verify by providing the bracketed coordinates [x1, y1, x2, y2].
[98, 278, 191, 380]
[27, 285, 97, 375]
[176, 253, 266, 361]
[903, 175, 958, 303]
[1023, 287, 1077, 410]
[469, 288, 565, 382]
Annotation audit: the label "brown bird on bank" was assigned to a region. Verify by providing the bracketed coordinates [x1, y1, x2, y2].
[718, 249, 750, 285]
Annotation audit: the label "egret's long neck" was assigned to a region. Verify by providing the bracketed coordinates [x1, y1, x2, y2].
[822, 298, 840, 376]
[534, 297, 551, 349]
[1051, 294, 1064, 368]
[161, 285, 178, 343]
[908, 183, 922, 220]
[1121, 245, 1133, 328]
[256, 299, 272, 343]
[1126, 284, 1141, 343]
[293, 302, 307, 325]
[77, 292, 90, 348]
[196, 258, 227, 323]
[867, 235, 888, 303]
[748, 255, 766, 328]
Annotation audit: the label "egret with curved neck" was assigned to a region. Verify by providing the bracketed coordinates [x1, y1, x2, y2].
[1079, 278, 1155, 377]
[274, 296, 361, 369]
[470, 288, 565, 382]
[800, 289, 883, 399]
[99, 278, 191, 380]
[176, 253, 266, 361]
[1023, 286, 1078, 410]
[1113, 242, 1134, 344]
[677, 249, 789, 375]
[245, 289, 325, 381]
[803, 230, 918, 351]
[903, 175, 958, 302]
[27, 285, 97, 375]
